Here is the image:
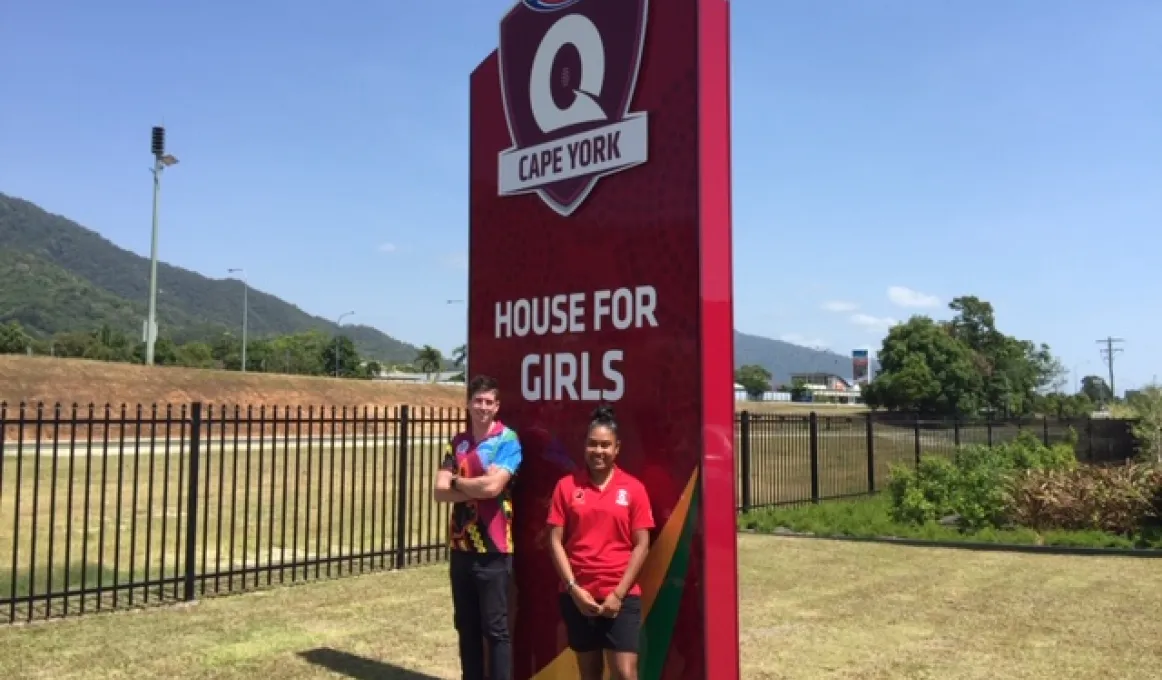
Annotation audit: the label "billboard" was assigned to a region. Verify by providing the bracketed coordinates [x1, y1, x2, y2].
[852, 349, 870, 384]
[468, 1, 738, 678]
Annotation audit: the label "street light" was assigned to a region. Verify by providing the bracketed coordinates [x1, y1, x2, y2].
[144, 125, 178, 366]
[228, 268, 248, 372]
[335, 311, 355, 377]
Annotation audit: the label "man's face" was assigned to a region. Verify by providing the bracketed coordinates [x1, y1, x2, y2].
[468, 388, 500, 428]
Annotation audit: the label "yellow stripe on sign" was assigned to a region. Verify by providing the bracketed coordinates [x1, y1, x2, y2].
[530, 469, 700, 679]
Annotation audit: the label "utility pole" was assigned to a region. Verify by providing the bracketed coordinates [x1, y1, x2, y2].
[144, 126, 179, 366]
[1096, 336, 1125, 400]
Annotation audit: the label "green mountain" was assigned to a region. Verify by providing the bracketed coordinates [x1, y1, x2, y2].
[0, 192, 420, 364]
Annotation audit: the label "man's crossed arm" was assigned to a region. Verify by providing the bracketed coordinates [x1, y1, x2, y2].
[434, 465, 514, 503]
[432, 437, 522, 504]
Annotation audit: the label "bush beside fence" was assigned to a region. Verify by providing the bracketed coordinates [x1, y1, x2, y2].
[0, 401, 1141, 625]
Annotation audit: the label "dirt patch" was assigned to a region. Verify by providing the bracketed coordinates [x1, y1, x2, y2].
[0, 356, 465, 410]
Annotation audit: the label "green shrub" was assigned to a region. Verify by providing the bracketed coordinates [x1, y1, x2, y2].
[1006, 462, 1162, 535]
[888, 430, 1078, 531]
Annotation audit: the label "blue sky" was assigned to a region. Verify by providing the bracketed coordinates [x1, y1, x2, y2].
[2, 1, 1159, 393]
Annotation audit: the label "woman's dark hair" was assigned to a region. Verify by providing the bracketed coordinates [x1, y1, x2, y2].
[587, 404, 619, 439]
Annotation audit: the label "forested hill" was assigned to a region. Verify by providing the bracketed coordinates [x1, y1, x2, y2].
[0, 191, 877, 377]
[0, 192, 420, 364]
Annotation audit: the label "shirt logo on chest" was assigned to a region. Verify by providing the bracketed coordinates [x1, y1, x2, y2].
[615, 488, 629, 506]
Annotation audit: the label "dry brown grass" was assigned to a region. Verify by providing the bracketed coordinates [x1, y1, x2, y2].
[2, 534, 1159, 679]
[0, 355, 867, 414]
[0, 355, 466, 409]
[743, 401, 868, 415]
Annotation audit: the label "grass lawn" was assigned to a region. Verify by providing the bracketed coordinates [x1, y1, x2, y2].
[2, 534, 1160, 679]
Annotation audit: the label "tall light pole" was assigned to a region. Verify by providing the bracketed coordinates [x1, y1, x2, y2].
[228, 268, 248, 372]
[335, 311, 355, 377]
[144, 125, 179, 366]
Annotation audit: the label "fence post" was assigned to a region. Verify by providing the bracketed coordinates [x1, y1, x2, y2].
[986, 417, 994, 446]
[394, 405, 410, 570]
[865, 414, 875, 494]
[913, 413, 922, 469]
[1042, 415, 1050, 445]
[183, 402, 203, 602]
[739, 412, 752, 513]
[808, 412, 820, 503]
[953, 418, 961, 447]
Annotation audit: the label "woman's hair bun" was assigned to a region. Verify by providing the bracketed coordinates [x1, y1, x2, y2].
[590, 404, 617, 424]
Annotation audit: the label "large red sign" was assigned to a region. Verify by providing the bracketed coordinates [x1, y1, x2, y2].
[468, 0, 738, 678]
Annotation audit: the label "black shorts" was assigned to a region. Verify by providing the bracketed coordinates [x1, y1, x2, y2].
[558, 592, 642, 653]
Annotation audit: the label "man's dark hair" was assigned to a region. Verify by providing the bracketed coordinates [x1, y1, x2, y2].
[467, 374, 500, 399]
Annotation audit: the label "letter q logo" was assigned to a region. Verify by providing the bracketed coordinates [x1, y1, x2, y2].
[497, 0, 650, 217]
[529, 14, 607, 134]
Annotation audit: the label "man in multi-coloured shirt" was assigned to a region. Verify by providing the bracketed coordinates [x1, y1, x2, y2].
[434, 374, 523, 680]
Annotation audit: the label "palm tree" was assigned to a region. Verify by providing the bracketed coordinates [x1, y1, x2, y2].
[415, 345, 443, 382]
[450, 343, 468, 382]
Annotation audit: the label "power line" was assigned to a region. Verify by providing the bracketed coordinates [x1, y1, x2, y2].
[1096, 337, 1125, 398]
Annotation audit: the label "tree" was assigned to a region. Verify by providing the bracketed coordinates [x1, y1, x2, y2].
[1127, 385, 1162, 462]
[450, 343, 467, 382]
[174, 341, 215, 369]
[863, 315, 981, 414]
[322, 335, 360, 377]
[868, 295, 1065, 415]
[270, 330, 330, 375]
[415, 345, 443, 382]
[0, 321, 30, 353]
[362, 360, 383, 379]
[734, 364, 771, 399]
[789, 377, 811, 402]
[1080, 375, 1113, 405]
[1033, 391, 1094, 418]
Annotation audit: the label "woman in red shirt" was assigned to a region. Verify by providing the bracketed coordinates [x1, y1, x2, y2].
[546, 405, 654, 680]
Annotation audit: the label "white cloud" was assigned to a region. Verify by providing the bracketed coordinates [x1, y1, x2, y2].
[378, 242, 398, 253]
[850, 313, 897, 332]
[780, 333, 830, 349]
[887, 285, 939, 309]
[821, 300, 858, 313]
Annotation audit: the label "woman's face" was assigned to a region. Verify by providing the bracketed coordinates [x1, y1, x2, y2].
[584, 424, 619, 473]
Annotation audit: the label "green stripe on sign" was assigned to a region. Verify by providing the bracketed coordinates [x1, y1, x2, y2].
[638, 481, 701, 680]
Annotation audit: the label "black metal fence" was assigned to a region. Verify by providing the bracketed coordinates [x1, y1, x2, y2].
[734, 411, 1138, 513]
[0, 402, 1141, 625]
[0, 402, 459, 626]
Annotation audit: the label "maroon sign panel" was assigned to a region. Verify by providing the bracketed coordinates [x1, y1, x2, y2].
[468, 1, 738, 678]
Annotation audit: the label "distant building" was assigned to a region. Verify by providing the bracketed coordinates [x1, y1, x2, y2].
[789, 373, 862, 404]
[375, 369, 463, 385]
[734, 382, 791, 403]
[790, 373, 851, 391]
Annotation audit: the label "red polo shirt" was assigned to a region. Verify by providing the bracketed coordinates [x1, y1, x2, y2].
[546, 467, 654, 601]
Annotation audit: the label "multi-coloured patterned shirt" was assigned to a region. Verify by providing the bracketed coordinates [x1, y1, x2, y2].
[441, 421, 523, 554]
